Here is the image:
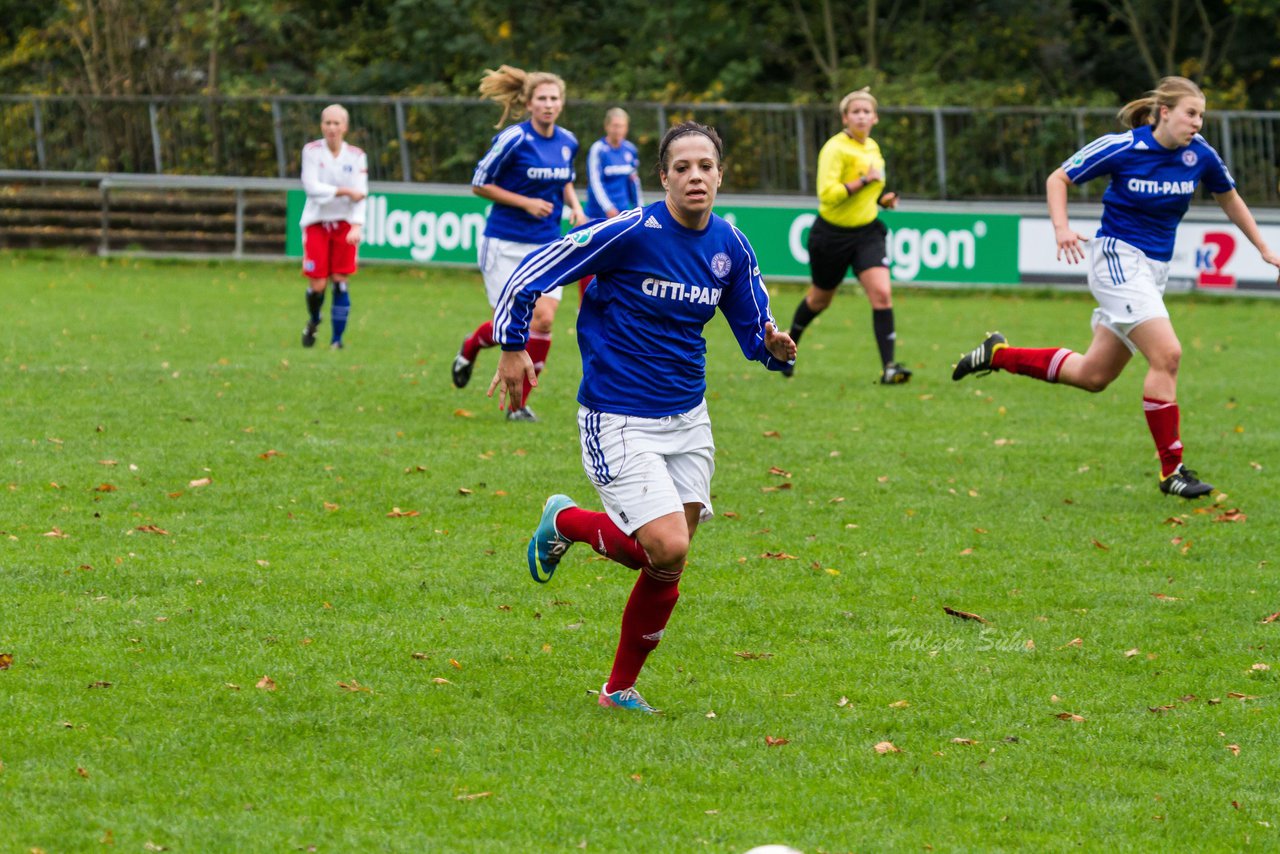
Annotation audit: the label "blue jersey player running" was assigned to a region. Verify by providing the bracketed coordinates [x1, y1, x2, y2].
[450, 65, 586, 422]
[489, 122, 797, 714]
[953, 77, 1280, 498]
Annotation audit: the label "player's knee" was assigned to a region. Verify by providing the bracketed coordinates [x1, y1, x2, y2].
[1154, 347, 1181, 377]
[1077, 371, 1112, 393]
[531, 307, 556, 334]
[808, 290, 835, 311]
[644, 537, 689, 576]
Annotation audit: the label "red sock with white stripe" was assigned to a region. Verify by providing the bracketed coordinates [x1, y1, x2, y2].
[521, 331, 552, 407]
[991, 347, 1073, 382]
[461, 320, 495, 362]
[606, 571, 680, 693]
[1143, 397, 1183, 477]
[555, 507, 650, 570]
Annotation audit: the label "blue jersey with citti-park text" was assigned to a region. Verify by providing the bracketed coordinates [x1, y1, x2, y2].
[493, 201, 789, 418]
[585, 137, 642, 218]
[472, 120, 578, 244]
[1062, 124, 1234, 261]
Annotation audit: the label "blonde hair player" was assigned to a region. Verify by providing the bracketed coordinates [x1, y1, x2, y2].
[781, 87, 907, 383]
[953, 77, 1280, 498]
[450, 65, 587, 421]
[299, 104, 367, 350]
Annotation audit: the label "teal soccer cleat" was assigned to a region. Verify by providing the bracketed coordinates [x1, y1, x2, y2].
[597, 683, 660, 714]
[527, 494, 576, 583]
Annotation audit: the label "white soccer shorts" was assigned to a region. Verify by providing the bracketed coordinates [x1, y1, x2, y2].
[1086, 236, 1171, 353]
[577, 401, 716, 536]
[478, 235, 563, 308]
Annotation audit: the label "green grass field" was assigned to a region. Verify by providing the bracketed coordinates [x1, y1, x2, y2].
[2, 251, 1278, 852]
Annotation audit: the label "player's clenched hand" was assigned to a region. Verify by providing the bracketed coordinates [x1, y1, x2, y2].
[524, 199, 554, 219]
[1054, 225, 1088, 264]
[764, 321, 796, 364]
[346, 224, 363, 246]
[488, 349, 536, 411]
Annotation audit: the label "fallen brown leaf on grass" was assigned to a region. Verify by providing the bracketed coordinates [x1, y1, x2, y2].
[762, 430, 781, 438]
[456, 791, 491, 800]
[337, 680, 370, 692]
[386, 507, 420, 517]
[765, 736, 789, 747]
[943, 606, 989, 624]
[189, 477, 211, 488]
[1163, 516, 1185, 527]
[768, 466, 792, 478]
[1261, 611, 1280, 624]
[457, 488, 473, 496]
[1226, 692, 1259, 700]
[76, 766, 89, 778]
[1053, 712, 1085, 722]
[958, 548, 974, 556]
[323, 502, 339, 512]
[411, 652, 430, 660]
[453, 409, 473, 418]
[432, 677, 451, 685]
[873, 741, 901, 754]
[1124, 648, 1141, 658]
[404, 465, 427, 474]
[43, 528, 69, 538]
[1062, 637, 1083, 649]
[888, 700, 909, 709]
[136, 525, 169, 535]
[98, 459, 118, 466]
[721, 511, 739, 519]
[255, 675, 277, 691]
[95, 483, 117, 492]
[760, 483, 793, 492]
[1226, 744, 1241, 756]
[1250, 663, 1270, 672]
[0, 653, 12, 670]
[734, 651, 773, 660]
[1151, 593, 1182, 601]
[1148, 705, 1177, 713]
[1091, 538, 1110, 551]
[88, 681, 112, 689]
[449, 659, 462, 669]
[259, 449, 282, 459]
[1214, 509, 1247, 523]
[760, 552, 798, 560]
[950, 738, 978, 745]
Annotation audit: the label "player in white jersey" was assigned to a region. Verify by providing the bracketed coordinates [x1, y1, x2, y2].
[953, 77, 1280, 498]
[489, 122, 796, 714]
[299, 104, 368, 350]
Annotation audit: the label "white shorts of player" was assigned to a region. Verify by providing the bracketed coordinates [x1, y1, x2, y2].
[578, 400, 716, 537]
[478, 235, 563, 308]
[1087, 236, 1171, 354]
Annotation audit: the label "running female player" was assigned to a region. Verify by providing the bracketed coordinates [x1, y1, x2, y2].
[489, 121, 796, 713]
[450, 65, 586, 421]
[953, 77, 1280, 498]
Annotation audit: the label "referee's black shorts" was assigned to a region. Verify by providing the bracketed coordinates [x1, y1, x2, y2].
[807, 215, 889, 290]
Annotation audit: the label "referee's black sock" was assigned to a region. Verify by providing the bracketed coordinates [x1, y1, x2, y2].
[872, 307, 896, 366]
[306, 288, 325, 324]
[789, 298, 823, 345]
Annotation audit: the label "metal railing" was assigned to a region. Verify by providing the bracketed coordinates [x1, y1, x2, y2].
[4, 94, 1279, 204]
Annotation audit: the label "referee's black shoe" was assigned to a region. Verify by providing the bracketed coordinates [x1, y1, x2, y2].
[1159, 464, 1213, 498]
[302, 321, 319, 348]
[952, 332, 1007, 381]
[880, 362, 912, 384]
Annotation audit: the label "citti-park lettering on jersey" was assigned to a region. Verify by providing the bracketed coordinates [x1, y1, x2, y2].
[527, 167, 572, 180]
[641, 278, 723, 304]
[1127, 178, 1196, 195]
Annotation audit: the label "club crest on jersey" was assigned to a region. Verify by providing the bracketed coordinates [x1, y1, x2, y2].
[568, 229, 592, 246]
[562, 145, 571, 162]
[710, 252, 732, 278]
[1182, 150, 1198, 167]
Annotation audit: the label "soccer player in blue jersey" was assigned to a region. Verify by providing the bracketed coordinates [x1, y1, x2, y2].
[488, 121, 796, 713]
[451, 65, 586, 422]
[953, 77, 1280, 498]
[579, 108, 643, 301]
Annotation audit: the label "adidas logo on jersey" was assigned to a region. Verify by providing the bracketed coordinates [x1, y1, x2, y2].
[644, 215, 662, 229]
[1135, 140, 1150, 150]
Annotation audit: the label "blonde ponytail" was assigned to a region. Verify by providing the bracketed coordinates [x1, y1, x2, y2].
[1117, 76, 1204, 129]
[479, 65, 567, 128]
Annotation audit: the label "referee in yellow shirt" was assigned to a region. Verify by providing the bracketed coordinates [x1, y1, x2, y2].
[783, 88, 908, 383]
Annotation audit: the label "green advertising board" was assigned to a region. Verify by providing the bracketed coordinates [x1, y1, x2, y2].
[286, 190, 1020, 284]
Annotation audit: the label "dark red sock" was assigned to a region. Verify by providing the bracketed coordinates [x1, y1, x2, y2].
[991, 346, 1073, 382]
[578, 275, 594, 302]
[1143, 397, 1183, 477]
[556, 507, 650, 570]
[606, 571, 680, 693]
[461, 320, 495, 362]
[522, 332, 552, 407]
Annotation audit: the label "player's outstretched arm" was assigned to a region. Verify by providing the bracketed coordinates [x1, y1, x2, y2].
[1214, 189, 1280, 277]
[1047, 168, 1088, 264]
